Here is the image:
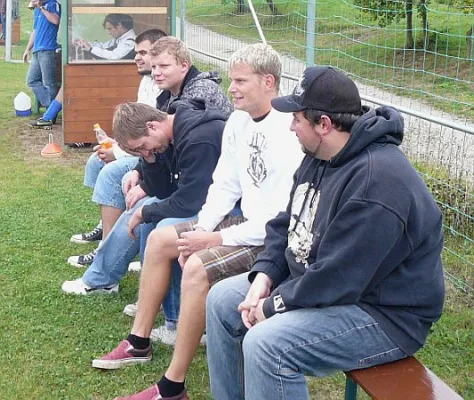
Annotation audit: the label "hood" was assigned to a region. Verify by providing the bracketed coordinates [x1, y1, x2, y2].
[169, 98, 227, 144]
[330, 106, 404, 167]
[187, 70, 223, 87]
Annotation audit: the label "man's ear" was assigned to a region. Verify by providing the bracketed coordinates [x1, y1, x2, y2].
[318, 115, 333, 135]
[180, 59, 190, 73]
[263, 73, 276, 91]
[146, 121, 155, 132]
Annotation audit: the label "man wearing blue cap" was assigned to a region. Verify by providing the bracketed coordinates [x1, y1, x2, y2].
[205, 66, 446, 399]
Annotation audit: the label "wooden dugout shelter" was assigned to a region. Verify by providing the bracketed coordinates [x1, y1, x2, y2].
[60, 0, 174, 144]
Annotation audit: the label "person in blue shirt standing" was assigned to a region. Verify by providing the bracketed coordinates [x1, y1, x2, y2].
[23, 0, 60, 108]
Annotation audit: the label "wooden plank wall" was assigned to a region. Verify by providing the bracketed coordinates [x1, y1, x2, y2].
[63, 63, 141, 144]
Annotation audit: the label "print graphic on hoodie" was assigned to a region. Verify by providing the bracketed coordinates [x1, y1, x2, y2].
[288, 182, 321, 268]
[247, 131, 268, 187]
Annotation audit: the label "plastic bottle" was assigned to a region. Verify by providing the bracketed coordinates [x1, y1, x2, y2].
[14, 92, 32, 117]
[94, 123, 112, 149]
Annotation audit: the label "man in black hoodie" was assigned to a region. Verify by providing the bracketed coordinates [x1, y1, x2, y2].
[205, 66, 445, 399]
[61, 99, 225, 295]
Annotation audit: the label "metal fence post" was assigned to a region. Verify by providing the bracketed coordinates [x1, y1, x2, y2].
[306, 0, 316, 67]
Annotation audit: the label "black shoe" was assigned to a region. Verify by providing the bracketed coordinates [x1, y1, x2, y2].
[66, 142, 93, 149]
[29, 118, 53, 129]
[67, 248, 98, 268]
[70, 226, 103, 244]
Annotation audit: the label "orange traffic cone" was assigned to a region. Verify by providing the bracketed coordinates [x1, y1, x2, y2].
[41, 133, 63, 158]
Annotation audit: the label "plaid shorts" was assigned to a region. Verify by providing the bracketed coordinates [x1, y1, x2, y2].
[174, 215, 264, 285]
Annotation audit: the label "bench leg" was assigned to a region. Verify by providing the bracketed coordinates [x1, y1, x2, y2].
[345, 376, 358, 400]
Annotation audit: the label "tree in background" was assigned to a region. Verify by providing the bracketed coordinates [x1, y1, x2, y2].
[354, 0, 431, 49]
[449, 0, 474, 58]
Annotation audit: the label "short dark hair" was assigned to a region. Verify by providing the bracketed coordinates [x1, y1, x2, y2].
[135, 28, 167, 45]
[103, 14, 134, 30]
[303, 109, 363, 132]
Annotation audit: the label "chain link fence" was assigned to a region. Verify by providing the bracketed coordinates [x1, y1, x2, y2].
[180, 0, 474, 294]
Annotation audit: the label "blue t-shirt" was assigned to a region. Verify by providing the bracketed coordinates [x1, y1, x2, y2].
[33, 0, 60, 53]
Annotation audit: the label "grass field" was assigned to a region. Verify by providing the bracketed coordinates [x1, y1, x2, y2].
[1, 17, 473, 400]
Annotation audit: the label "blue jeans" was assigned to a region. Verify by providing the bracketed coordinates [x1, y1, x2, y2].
[206, 273, 408, 400]
[90, 157, 138, 208]
[26, 50, 58, 108]
[82, 197, 195, 324]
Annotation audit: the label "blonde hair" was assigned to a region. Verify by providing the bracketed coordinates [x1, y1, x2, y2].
[113, 102, 167, 149]
[149, 36, 193, 65]
[228, 43, 282, 91]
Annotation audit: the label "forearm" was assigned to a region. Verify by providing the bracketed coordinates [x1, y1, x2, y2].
[40, 8, 60, 25]
[26, 31, 35, 51]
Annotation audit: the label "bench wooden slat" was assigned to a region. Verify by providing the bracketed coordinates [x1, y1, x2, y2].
[345, 356, 463, 400]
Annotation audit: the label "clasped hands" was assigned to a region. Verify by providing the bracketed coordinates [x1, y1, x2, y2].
[238, 273, 272, 329]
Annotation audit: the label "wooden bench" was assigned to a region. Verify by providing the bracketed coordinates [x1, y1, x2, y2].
[344, 356, 463, 399]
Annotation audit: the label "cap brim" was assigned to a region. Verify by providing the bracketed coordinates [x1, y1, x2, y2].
[271, 95, 307, 113]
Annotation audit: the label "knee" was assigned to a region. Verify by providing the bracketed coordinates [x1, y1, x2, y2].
[207, 279, 237, 320]
[242, 325, 273, 362]
[145, 226, 176, 257]
[182, 255, 208, 290]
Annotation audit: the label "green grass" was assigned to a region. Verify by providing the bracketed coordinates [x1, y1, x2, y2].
[0, 52, 473, 399]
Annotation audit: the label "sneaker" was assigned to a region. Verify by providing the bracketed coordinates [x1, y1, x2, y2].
[150, 325, 207, 347]
[66, 142, 92, 149]
[70, 226, 103, 244]
[92, 340, 152, 370]
[128, 261, 141, 273]
[123, 301, 138, 317]
[67, 248, 98, 268]
[29, 117, 54, 129]
[61, 277, 118, 295]
[114, 384, 189, 400]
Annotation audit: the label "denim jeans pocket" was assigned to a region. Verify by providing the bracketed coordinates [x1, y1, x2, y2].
[358, 347, 407, 369]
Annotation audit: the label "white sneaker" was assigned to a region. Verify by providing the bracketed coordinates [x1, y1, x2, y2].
[123, 301, 138, 317]
[150, 325, 206, 346]
[61, 278, 119, 295]
[150, 325, 177, 345]
[128, 261, 141, 273]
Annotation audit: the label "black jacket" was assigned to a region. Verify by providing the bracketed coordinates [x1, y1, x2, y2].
[251, 106, 445, 355]
[139, 99, 225, 223]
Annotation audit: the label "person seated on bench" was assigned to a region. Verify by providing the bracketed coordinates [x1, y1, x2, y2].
[74, 13, 136, 61]
[91, 43, 304, 400]
[205, 66, 446, 400]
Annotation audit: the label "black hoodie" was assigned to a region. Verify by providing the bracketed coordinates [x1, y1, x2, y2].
[138, 99, 225, 224]
[251, 106, 445, 355]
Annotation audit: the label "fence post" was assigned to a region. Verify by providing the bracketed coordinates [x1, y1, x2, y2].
[180, 0, 186, 40]
[306, 0, 316, 67]
[5, 0, 12, 61]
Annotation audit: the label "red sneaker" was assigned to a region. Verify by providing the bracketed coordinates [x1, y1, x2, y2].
[115, 384, 189, 400]
[92, 340, 152, 370]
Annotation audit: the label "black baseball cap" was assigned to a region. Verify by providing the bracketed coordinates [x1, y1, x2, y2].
[271, 66, 362, 114]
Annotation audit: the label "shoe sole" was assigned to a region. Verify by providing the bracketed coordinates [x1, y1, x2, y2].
[62, 286, 119, 295]
[70, 237, 100, 244]
[67, 257, 90, 268]
[92, 356, 151, 370]
[30, 125, 53, 130]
